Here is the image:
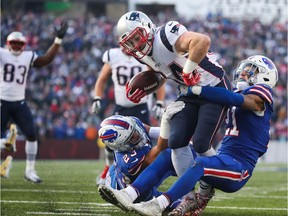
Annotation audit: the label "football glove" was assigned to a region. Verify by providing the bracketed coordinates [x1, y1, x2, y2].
[125, 82, 146, 103]
[162, 101, 185, 121]
[152, 100, 164, 120]
[182, 70, 201, 86]
[54, 21, 68, 39]
[91, 96, 102, 114]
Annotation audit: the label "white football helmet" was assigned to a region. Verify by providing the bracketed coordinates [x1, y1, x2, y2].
[6, 31, 27, 55]
[233, 55, 278, 89]
[98, 115, 148, 152]
[116, 11, 155, 59]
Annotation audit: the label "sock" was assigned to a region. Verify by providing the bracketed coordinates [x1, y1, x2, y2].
[186, 190, 196, 199]
[100, 165, 109, 178]
[199, 148, 216, 157]
[199, 180, 213, 196]
[25, 140, 37, 172]
[156, 195, 170, 210]
[171, 146, 194, 176]
[125, 186, 138, 202]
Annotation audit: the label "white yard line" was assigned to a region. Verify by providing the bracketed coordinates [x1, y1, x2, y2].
[1, 200, 287, 212]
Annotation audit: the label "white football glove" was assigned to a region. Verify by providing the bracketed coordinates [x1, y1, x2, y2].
[162, 101, 185, 121]
[152, 100, 165, 120]
[160, 101, 185, 139]
[91, 96, 102, 114]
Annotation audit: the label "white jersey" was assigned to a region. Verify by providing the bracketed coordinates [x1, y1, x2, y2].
[103, 48, 148, 107]
[0, 47, 38, 101]
[140, 21, 225, 88]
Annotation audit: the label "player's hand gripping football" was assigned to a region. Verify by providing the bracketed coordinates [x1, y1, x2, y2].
[182, 70, 201, 86]
[54, 21, 68, 39]
[125, 82, 147, 103]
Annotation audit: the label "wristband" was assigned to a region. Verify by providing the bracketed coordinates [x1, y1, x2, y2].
[191, 86, 202, 95]
[156, 100, 164, 106]
[93, 96, 101, 102]
[160, 117, 170, 139]
[148, 127, 160, 139]
[54, 37, 62, 45]
[183, 59, 198, 74]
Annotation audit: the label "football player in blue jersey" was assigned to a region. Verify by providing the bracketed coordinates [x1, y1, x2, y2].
[97, 101, 197, 212]
[116, 11, 232, 188]
[99, 55, 278, 216]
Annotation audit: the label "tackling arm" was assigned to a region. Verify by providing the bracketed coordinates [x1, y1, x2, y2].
[189, 86, 264, 111]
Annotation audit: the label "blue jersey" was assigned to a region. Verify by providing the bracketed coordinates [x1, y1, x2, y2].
[108, 117, 152, 189]
[218, 84, 273, 172]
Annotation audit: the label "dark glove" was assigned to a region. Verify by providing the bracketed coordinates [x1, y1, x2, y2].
[182, 70, 201, 86]
[152, 100, 164, 120]
[54, 21, 68, 39]
[91, 97, 102, 114]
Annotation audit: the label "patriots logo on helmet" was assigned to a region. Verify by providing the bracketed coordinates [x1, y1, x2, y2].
[99, 129, 118, 143]
[128, 12, 141, 22]
[170, 24, 181, 34]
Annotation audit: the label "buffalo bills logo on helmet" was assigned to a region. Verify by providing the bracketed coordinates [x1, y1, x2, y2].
[100, 129, 118, 143]
[128, 12, 141, 22]
[262, 57, 274, 70]
[170, 24, 181, 34]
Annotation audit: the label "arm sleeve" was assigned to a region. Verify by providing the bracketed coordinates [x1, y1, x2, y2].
[199, 86, 244, 107]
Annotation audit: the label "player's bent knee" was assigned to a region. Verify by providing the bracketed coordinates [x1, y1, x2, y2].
[168, 135, 189, 149]
[193, 139, 210, 154]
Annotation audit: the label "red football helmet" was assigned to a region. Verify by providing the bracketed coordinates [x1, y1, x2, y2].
[6, 31, 27, 55]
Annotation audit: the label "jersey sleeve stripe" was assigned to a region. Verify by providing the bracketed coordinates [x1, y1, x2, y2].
[159, 25, 173, 53]
[249, 85, 273, 104]
[30, 51, 35, 68]
[198, 56, 225, 79]
[107, 49, 111, 62]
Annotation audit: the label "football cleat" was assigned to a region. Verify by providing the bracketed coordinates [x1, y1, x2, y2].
[131, 197, 164, 216]
[98, 185, 130, 212]
[168, 196, 198, 216]
[25, 170, 42, 183]
[1, 156, 13, 178]
[4, 124, 17, 152]
[190, 188, 215, 216]
[98, 185, 133, 212]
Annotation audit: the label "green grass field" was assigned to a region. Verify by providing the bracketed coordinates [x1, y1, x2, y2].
[1, 160, 287, 216]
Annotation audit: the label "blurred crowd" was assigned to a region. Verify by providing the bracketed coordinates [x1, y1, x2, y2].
[1, 10, 287, 142]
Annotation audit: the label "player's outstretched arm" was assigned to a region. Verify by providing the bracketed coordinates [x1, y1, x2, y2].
[181, 85, 264, 111]
[33, 21, 68, 68]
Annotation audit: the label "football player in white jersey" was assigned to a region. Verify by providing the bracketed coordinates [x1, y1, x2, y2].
[91, 47, 165, 185]
[116, 11, 231, 190]
[0, 21, 68, 183]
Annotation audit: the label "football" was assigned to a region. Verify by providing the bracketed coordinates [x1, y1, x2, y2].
[128, 70, 166, 95]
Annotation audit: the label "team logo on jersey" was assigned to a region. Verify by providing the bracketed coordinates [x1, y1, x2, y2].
[99, 129, 118, 143]
[170, 24, 181, 34]
[128, 12, 141, 22]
